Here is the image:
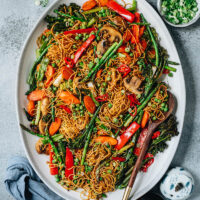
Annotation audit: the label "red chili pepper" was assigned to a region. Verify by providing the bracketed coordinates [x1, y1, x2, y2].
[106, 1, 135, 23]
[134, 128, 148, 156]
[127, 93, 141, 107]
[64, 57, 74, 68]
[115, 122, 140, 150]
[144, 153, 154, 159]
[163, 68, 169, 74]
[64, 28, 96, 35]
[73, 34, 96, 64]
[129, 105, 137, 117]
[49, 144, 58, 175]
[152, 131, 161, 139]
[65, 147, 74, 180]
[141, 157, 154, 172]
[60, 105, 72, 114]
[95, 94, 108, 102]
[117, 64, 131, 77]
[112, 157, 126, 162]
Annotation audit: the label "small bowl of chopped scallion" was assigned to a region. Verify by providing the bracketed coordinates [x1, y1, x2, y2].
[157, 0, 200, 27]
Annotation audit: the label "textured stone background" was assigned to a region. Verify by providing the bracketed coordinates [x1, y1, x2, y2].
[0, 0, 199, 199]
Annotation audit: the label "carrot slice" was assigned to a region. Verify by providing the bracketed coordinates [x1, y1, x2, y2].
[59, 91, 80, 105]
[123, 29, 132, 43]
[49, 117, 62, 136]
[96, 69, 103, 78]
[27, 100, 35, 116]
[141, 111, 150, 128]
[131, 25, 140, 44]
[84, 96, 96, 114]
[117, 45, 126, 53]
[141, 39, 147, 51]
[61, 67, 74, 80]
[97, 130, 109, 136]
[28, 90, 45, 101]
[82, 0, 97, 11]
[139, 26, 145, 38]
[97, 0, 109, 6]
[95, 136, 117, 145]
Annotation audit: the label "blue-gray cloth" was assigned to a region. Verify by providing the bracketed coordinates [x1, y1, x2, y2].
[4, 156, 64, 200]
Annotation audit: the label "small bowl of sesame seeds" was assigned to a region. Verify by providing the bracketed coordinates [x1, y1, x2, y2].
[157, 0, 200, 27]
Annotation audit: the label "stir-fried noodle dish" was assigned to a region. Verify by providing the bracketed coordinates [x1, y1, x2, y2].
[21, 0, 179, 199]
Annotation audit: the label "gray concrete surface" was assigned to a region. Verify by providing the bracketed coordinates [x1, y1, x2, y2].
[0, 0, 199, 199]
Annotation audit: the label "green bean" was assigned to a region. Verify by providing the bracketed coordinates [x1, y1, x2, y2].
[168, 61, 179, 65]
[20, 124, 44, 138]
[89, 92, 99, 107]
[54, 10, 86, 22]
[87, 17, 97, 27]
[82, 42, 119, 82]
[141, 14, 159, 67]
[81, 124, 94, 165]
[164, 65, 177, 72]
[82, 7, 107, 15]
[124, 83, 161, 127]
[27, 45, 51, 86]
[51, 98, 55, 122]
[58, 141, 66, 162]
[130, 22, 150, 25]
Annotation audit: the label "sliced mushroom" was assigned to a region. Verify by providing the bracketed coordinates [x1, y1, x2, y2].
[39, 119, 47, 135]
[100, 25, 122, 43]
[123, 76, 143, 95]
[112, 16, 127, 28]
[53, 73, 63, 87]
[41, 97, 49, 116]
[97, 40, 109, 57]
[35, 138, 49, 155]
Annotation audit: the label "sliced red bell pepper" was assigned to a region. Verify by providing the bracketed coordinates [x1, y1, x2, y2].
[112, 157, 126, 162]
[152, 131, 161, 139]
[127, 93, 141, 107]
[129, 105, 137, 118]
[131, 24, 140, 44]
[73, 34, 96, 64]
[117, 45, 126, 53]
[141, 39, 147, 51]
[95, 94, 108, 102]
[64, 57, 74, 68]
[106, 1, 135, 23]
[115, 122, 140, 150]
[65, 147, 74, 180]
[117, 64, 131, 78]
[49, 144, 58, 175]
[64, 27, 96, 35]
[163, 69, 169, 74]
[134, 12, 141, 23]
[134, 128, 148, 156]
[141, 153, 154, 172]
[60, 105, 72, 114]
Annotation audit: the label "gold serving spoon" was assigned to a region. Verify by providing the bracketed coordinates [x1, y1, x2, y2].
[122, 92, 175, 200]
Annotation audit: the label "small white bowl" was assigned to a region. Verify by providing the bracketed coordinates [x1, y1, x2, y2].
[157, 0, 200, 27]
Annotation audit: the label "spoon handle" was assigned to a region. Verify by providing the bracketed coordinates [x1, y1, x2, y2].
[122, 127, 154, 200]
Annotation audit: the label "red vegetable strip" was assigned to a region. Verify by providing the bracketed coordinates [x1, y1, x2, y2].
[163, 68, 169, 74]
[64, 28, 95, 35]
[60, 105, 72, 114]
[115, 122, 140, 150]
[134, 12, 141, 23]
[127, 93, 141, 107]
[106, 1, 135, 23]
[134, 128, 148, 156]
[117, 64, 131, 78]
[73, 34, 96, 64]
[49, 144, 58, 175]
[141, 158, 154, 172]
[112, 157, 126, 162]
[65, 147, 74, 180]
[95, 94, 108, 102]
[129, 105, 137, 118]
[64, 57, 74, 68]
[152, 131, 161, 139]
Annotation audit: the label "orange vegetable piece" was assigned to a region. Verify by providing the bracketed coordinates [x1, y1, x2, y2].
[27, 90, 45, 101]
[117, 45, 126, 53]
[97, 129, 108, 135]
[139, 26, 145, 38]
[59, 91, 80, 105]
[95, 136, 118, 145]
[123, 29, 132, 43]
[97, 0, 109, 6]
[84, 96, 96, 114]
[141, 111, 150, 128]
[49, 117, 62, 136]
[96, 69, 103, 78]
[134, 12, 141, 23]
[36, 64, 41, 72]
[45, 65, 55, 88]
[122, 53, 132, 64]
[27, 100, 35, 116]
[61, 67, 74, 80]
[131, 25, 140, 44]
[141, 39, 147, 51]
[82, 0, 97, 11]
